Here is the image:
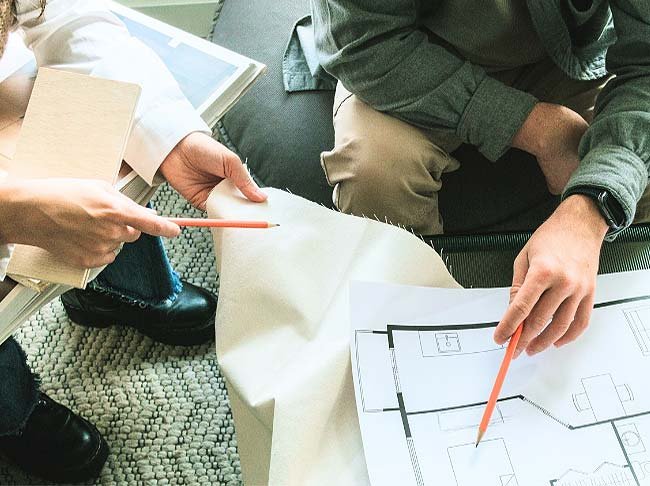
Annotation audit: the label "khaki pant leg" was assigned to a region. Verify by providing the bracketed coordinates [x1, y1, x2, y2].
[321, 83, 460, 235]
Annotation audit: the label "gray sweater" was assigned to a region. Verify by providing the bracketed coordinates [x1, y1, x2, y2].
[306, 0, 650, 228]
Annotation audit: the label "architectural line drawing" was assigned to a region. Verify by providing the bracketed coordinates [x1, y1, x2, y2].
[447, 438, 518, 486]
[624, 306, 650, 356]
[351, 277, 650, 486]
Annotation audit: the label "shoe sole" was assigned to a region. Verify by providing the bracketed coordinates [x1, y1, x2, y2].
[63, 303, 215, 347]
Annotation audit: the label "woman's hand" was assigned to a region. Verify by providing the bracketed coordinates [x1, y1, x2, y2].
[0, 178, 181, 268]
[160, 132, 267, 210]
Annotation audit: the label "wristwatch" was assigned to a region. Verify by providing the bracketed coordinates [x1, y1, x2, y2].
[565, 186, 627, 238]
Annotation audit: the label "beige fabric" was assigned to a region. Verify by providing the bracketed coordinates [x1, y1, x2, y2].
[321, 59, 614, 235]
[207, 180, 459, 485]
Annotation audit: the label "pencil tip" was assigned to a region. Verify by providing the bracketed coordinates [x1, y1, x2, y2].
[270, 223, 280, 228]
[475, 430, 485, 448]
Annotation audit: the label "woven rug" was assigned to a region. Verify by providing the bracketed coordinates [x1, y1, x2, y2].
[0, 182, 242, 486]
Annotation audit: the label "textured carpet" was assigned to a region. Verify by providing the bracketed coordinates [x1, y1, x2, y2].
[0, 182, 242, 486]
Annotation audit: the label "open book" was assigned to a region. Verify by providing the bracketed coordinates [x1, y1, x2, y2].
[0, 4, 266, 345]
[0, 1, 266, 127]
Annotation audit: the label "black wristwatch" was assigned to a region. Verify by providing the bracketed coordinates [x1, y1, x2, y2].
[565, 186, 627, 239]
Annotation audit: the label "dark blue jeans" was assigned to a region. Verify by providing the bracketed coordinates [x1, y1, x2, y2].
[0, 234, 181, 436]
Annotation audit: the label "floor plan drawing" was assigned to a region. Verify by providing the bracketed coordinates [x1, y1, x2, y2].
[625, 305, 650, 356]
[350, 271, 650, 486]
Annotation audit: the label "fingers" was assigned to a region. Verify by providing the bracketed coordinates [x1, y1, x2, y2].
[525, 296, 580, 356]
[122, 226, 142, 243]
[67, 247, 118, 268]
[494, 254, 546, 345]
[555, 294, 595, 347]
[513, 286, 572, 358]
[223, 154, 267, 203]
[117, 198, 180, 238]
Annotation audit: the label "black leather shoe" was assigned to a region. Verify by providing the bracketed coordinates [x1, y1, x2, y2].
[0, 393, 109, 484]
[61, 281, 217, 346]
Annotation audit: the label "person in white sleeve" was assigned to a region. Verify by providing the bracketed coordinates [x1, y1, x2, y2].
[0, 1, 267, 482]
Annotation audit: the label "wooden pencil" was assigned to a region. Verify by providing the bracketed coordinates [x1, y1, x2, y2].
[475, 322, 524, 447]
[167, 218, 279, 229]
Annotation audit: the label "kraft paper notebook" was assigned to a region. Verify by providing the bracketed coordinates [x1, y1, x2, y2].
[5, 68, 141, 288]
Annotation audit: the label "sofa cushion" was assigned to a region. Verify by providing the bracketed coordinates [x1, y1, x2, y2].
[211, 0, 335, 207]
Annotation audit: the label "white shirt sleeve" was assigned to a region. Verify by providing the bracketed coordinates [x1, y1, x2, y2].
[14, 0, 211, 184]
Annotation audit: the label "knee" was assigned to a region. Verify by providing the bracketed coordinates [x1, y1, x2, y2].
[321, 136, 406, 214]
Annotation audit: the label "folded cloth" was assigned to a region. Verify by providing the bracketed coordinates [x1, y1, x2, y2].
[207, 180, 459, 485]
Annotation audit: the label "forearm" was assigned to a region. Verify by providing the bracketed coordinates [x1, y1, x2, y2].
[0, 178, 23, 281]
[556, 194, 610, 240]
[0, 178, 25, 245]
[313, 0, 537, 161]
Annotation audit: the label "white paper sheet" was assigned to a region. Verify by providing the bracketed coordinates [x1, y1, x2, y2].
[350, 270, 650, 486]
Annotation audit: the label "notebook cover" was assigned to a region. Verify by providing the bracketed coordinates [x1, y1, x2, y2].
[6, 68, 141, 288]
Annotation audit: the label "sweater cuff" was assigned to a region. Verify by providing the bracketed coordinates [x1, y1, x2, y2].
[457, 76, 538, 162]
[563, 145, 649, 228]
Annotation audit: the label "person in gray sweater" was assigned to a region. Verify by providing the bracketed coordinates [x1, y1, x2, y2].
[307, 0, 650, 356]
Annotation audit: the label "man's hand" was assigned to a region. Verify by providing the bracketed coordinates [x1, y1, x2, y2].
[493, 195, 609, 357]
[512, 102, 588, 195]
[0, 178, 181, 268]
[160, 132, 267, 210]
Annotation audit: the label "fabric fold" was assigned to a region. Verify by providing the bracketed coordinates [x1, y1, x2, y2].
[207, 180, 458, 485]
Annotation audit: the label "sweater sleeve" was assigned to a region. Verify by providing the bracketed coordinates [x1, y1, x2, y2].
[563, 0, 650, 227]
[311, 0, 538, 161]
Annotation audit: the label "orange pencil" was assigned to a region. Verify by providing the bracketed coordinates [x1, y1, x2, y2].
[475, 322, 524, 447]
[167, 218, 279, 229]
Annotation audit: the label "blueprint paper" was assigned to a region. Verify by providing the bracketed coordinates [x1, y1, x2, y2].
[350, 270, 650, 486]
